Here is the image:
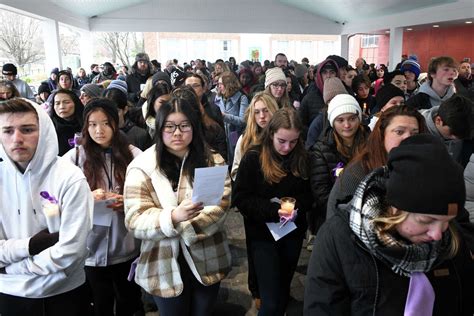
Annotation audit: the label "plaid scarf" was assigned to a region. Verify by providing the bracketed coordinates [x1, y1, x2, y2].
[347, 167, 451, 277]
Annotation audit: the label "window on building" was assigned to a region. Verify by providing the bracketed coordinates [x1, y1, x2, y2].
[223, 40, 229, 51]
[361, 35, 379, 48]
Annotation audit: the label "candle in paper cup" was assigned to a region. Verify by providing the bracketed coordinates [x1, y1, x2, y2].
[43, 202, 60, 233]
[280, 197, 296, 215]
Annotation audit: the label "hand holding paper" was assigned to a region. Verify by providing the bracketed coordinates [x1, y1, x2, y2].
[191, 165, 228, 206]
[172, 199, 204, 224]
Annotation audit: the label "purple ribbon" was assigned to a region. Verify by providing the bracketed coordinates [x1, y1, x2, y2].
[404, 272, 435, 316]
[40, 191, 58, 204]
[332, 162, 344, 177]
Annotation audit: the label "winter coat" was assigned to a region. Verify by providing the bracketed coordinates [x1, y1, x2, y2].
[304, 206, 474, 316]
[299, 82, 325, 129]
[123, 147, 232, 297]
[0, 100, 93, 298]
[50, 98, 84, 156]
[214, 91, 249, 162]
[121, 118, 152, 151]
[326, 160, 367, 220]
[63, 145, 142, 267]
[232, 148, 312, 242]
[126, 71, 152, 105]
[309, 128, 350, 231]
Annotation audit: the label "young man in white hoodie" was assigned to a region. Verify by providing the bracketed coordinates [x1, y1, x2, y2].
[0, 98, 93, 315]
[406, 56, 457, 109]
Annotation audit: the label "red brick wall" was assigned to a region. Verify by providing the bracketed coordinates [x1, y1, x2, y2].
[350, 25, 473, 70]
[402, 24, 474, 72]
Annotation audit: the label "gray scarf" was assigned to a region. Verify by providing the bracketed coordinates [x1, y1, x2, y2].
[346, 167, 451, 277]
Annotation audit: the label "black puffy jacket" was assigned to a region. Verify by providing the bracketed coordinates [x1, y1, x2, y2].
[308, 127, 349, 231]
[304, 211, 474, 316]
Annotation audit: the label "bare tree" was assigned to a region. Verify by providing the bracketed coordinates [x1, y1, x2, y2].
[0, 10, 43, 68]
[98, 32, 144, 68]
[60, 32, 80, 56]
[99, 32, 132, 67]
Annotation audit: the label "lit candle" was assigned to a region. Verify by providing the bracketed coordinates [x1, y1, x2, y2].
[40, 191, 60, 232]
[280, 197, 296, 215]
[43, 203, 60, 233]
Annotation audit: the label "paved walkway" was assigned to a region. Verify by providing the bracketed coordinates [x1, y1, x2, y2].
[146, 209, 311, 316]
[213, 209, 310, 316]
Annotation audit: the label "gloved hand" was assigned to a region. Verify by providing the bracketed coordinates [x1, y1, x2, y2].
[29, 229, 59, 256]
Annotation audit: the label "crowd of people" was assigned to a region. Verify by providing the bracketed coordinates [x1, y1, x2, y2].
[1, 51, 474, 316]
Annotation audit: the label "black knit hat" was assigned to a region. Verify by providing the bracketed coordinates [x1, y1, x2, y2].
[2, 63, 17, 76]
[386, 134, 465, 216]
[83, 98, 119, 129]
[151, 71, 172, 88]
[326, 55, 348, 68]
[37, 82, 51, 95]
[375, 84, 404, 109]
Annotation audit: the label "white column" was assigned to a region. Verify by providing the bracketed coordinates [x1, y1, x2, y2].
[79, 30, 94, 70]
[340, 34, 349, 61]
[389, 27, 403, 71]
[42, 19, 62, 71]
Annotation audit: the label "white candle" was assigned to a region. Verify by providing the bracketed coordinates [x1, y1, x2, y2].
[43, 203, 60, 233]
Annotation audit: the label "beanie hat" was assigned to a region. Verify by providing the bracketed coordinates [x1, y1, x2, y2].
[264, 67, 286, 88]
[383, 70, 404, 86]
[37, 82, 51, 95]
[375, 84, 404, 109]
[294, 64, 308, 79]
[327, 94, 362, 127]
[2, 63, 17, 76]
[51, 67, 60, 76]
[170, 68, 186, 88]
[386, 134, 465, 216]
[323, 77, 348, 104]
[107, 79, 128, 95]
[152, 71, 172, 88]
[57, 70, 73, 83]
[326, 55, 348, 68]
[135, 53, 150, 63]
[400, 58, 421, 80]
[83, 98, 119, 130]
[80, 83, 103, 98]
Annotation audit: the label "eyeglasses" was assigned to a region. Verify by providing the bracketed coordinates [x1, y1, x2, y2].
[163, 121, 192, 133]
[271, 82, 287, 89]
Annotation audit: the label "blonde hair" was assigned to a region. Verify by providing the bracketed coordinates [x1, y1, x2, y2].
[240, 92, 279, 154]
[264, 84, 291, 108]
[372, 208, 460, 258]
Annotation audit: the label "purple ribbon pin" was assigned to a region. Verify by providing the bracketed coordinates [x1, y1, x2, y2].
[332, 162, 344, 177]
[40, 191, 58, 204]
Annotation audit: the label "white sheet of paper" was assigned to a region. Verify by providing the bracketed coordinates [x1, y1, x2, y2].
[192, 165, 228, 206]
[93, 200, 115, 227]
[266, 222, 297, 241]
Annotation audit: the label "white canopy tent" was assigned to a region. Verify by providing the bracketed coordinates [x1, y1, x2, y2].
[1, 0, 473, 70]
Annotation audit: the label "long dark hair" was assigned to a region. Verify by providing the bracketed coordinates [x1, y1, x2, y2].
[81, 98, 133, 193]
[50, 89, 84, 125]
[145, 83, 171, 120]
[155, 95, 212, 189]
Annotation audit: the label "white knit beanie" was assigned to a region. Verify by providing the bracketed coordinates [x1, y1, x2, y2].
[265, 68, 286, 88]
[327, 94, 362, 127]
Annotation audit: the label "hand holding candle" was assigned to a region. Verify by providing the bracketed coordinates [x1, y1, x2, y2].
[279, 197, 296, 216]
[40, 191, 61, 233]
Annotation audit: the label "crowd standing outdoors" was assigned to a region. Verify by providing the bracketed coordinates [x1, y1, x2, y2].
[1, 51, 474, 316]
